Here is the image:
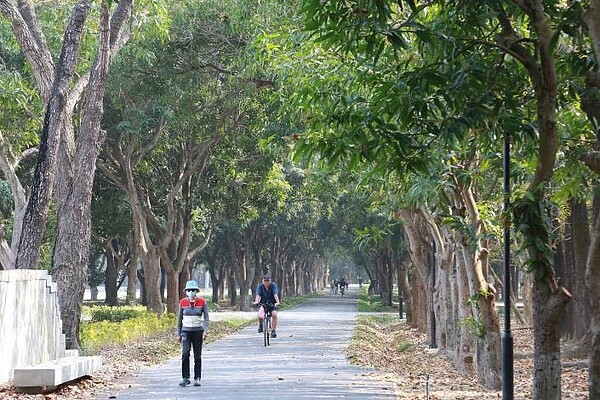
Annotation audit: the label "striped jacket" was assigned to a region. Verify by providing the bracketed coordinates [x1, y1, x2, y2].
[177, 297, 210, 336]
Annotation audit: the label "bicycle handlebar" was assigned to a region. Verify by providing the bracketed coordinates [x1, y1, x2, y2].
[254, 301, 277, 307]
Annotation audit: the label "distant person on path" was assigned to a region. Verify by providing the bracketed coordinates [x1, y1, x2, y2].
[178, 280, 210, 387]
[358, 276, 363, 288]
[253, 274, 281, 338]
[339, 277, 348, 290]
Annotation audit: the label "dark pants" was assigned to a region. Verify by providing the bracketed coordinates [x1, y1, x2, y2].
[181, 330, 204, 380]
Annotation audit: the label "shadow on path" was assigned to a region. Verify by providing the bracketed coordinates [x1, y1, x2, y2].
[97, 286, 396, 399]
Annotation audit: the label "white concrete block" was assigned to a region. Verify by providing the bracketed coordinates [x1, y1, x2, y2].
[64, 349, 79, 357]
[46, 275, 57, 293]
[0, 269, 45, 283]
[13, 355, 102, 390]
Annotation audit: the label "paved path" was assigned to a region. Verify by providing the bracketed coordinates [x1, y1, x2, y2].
[96, 287, 396, 399]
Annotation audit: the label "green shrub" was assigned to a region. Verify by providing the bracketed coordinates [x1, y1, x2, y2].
[80, 311, 177, 354]
[357, 289, 391, 312]
[85, 305, 146, 322]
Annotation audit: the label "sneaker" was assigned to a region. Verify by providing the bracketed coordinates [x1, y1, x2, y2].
[258, 325, 263, 333]
[194, 378, 201, 386]
[179, 378, 190, 387]
[270, 330, 277, 338]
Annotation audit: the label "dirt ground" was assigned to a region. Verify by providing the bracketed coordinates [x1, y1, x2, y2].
[349, 318, 589, 400]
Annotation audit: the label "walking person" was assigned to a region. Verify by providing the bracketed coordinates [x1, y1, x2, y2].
[253, 274, 281, 338]
[178, 280, 210, 387]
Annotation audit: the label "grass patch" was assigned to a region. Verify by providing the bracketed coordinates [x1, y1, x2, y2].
[347, 315, 411, 368]
[357, 288, 393, 312]
[279, 293, 317, 310]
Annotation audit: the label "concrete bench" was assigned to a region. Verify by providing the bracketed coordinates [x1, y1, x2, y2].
[13, 350, 102, 394]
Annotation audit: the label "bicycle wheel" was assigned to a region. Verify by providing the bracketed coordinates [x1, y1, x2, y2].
[263, 316, 269, 346]
[265, 316, 271, 346]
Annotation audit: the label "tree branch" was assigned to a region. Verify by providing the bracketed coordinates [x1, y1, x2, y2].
[0, 0, 54, 99]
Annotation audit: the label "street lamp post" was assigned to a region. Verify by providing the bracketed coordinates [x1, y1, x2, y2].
[398, 250, 404, 319]
[398, 275, 404, 319]
[502, 132, 514, 400]
[430, 240, 437, 349]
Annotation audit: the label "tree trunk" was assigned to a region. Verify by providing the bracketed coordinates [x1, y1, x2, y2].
[377, 253, 393, 307]
[569, 199, 591, 341]
[165, 270, 180, 315]
[16, 113, 68, 270]
[139, 247, 163, 314]
[576, 6, 600, 397]
[51, 256, 87, 349]
[434, 263, 447, 351]
[554, 208, 572, 339]
[514, 193, 571, 400]
[408, 272, 427, 330]
[522, 272, 533, 324]
[531, 279, 570, 399]
[401, 209, 433, 333]
[475, 295, 501, 389]
[238, 238, 252, 310]
[454, 251, 475, 374]
[90, 286, 98, 301]
[209, 270, 220, 303]
[52, 209, 95, 350]
[228, 232, 252, 310]
[126, 235, 139, 304]
[441, 176, 501, 389]
[0, 137, 29, 270]
[53, 1, 115, 348]
[180, 263, 191, 294]
[104, 245, 118, 306]
[228, 270, 237, 305]
[398, 260, 411, 319]
[586, 192, 600, 398]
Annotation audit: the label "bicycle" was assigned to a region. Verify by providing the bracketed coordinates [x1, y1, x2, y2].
[257, 302, 275, 346]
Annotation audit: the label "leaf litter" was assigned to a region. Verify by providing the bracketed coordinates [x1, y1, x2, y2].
[347, 315, 589, 400]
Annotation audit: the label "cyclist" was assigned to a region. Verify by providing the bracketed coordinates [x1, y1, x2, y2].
[253, 274, 281, 338]
[339, 277, 348, 291]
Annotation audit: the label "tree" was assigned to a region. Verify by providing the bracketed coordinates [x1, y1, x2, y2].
[0, 59, 41, 270]
[91, 174, 134, 304]
[99, 0, 276, 314]
[579, 3, 600, 396]
[257, 1, 598, 397]
[0, 0, 148, 348]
